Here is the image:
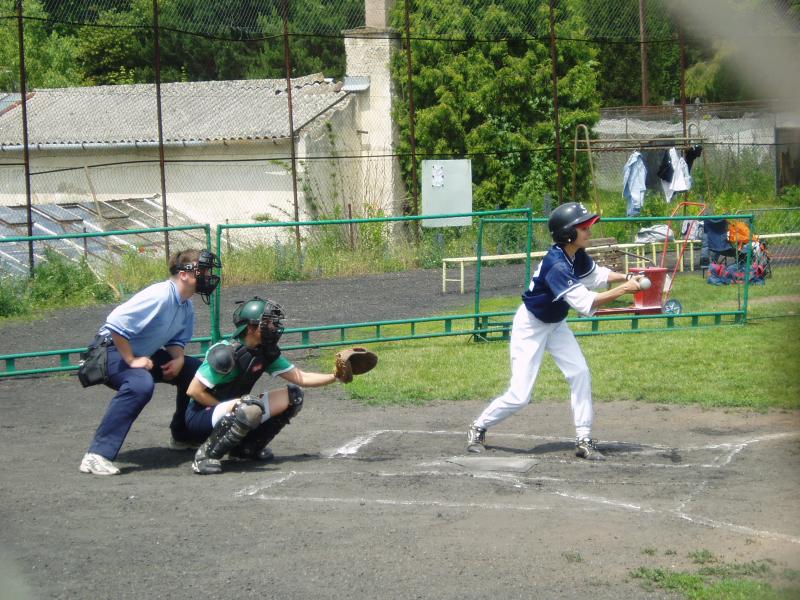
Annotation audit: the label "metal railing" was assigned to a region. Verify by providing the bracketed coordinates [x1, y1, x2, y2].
[1, 212, 767, 378]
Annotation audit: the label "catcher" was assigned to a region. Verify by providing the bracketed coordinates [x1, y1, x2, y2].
[183, 296, 377, 475]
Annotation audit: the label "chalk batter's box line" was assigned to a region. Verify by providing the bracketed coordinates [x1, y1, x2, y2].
[234, 468, 800, 545]
[323, 429, 797, 469]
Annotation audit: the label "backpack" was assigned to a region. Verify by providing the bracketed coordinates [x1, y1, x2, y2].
[727, 221, 751, 248]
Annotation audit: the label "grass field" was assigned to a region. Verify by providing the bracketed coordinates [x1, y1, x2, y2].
[323, 268, 800, 410]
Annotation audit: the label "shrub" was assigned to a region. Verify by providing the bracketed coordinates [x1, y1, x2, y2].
[0, 274, 29, 318]
[28, 249, 114, 306]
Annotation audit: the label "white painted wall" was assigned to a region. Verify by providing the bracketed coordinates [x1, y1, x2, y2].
[344, 27, 405, 217]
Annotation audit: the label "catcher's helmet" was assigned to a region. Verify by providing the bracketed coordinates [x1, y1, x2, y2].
[232, 297, 285, 340]
[548, 202, 600, 244]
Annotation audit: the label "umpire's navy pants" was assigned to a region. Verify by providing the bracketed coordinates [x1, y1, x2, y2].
[87, 345, 201, 460]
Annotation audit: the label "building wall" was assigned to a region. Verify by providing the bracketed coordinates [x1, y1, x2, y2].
[0, 141, 297, 228]
[344, 27, 405, 217]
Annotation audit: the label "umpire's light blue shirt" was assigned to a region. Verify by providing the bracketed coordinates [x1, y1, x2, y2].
[99, 279, 195, 358]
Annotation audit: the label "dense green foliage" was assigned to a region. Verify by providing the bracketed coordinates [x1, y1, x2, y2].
[2, 1, 764, 106]
[0, 0, 86, 89]
[389, 0, 600, 213]
[1, 0, 361, 88]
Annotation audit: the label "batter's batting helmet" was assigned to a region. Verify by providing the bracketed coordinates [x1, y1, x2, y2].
[548, 202, 600, 244]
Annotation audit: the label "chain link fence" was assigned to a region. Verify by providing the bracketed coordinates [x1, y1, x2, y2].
[1, 0, 798, 322]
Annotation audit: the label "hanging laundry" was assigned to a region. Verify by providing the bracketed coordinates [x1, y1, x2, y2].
[685, 144, 702, 172]
[657, 149, 674, 182]
[622, 150, 648, 216]
[658, 147, 692, 202]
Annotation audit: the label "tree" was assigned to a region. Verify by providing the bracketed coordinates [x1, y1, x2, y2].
[71, 0, 361, 85]
[390, 0, 600, 212]
[0, 0, 86, 90]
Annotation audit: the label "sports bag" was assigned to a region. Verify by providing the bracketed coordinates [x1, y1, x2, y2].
[77, 335, 112, 388]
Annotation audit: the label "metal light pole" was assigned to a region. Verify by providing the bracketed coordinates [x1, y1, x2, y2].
[548, 0, 564, 204]
[16, 0, 34, 276]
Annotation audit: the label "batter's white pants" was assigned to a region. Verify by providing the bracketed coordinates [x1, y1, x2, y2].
[474, 304, 593, 438]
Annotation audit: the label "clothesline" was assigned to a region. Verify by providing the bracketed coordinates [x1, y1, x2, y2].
[574, 136, 706, 153]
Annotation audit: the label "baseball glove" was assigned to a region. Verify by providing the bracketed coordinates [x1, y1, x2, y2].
[334, 347, 378, 383]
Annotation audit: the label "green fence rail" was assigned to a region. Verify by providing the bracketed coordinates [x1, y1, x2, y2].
[1, 212, 763, 379]
[212, 208, 533, 340]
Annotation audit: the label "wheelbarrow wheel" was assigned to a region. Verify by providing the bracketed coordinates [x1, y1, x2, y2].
[663, 299, 682, 315]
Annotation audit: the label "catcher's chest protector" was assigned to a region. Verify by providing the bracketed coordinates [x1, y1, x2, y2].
[210, 369, 263, 402]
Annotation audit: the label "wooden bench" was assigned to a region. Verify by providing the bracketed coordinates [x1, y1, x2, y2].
[442, 251, 547, 294]
[442, 239, 649, 293]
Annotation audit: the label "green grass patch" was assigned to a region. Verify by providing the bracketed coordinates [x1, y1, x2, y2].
[561, 551, 583, 563]
[630, 554, 800, 600]
[323, 295, 800, 409]
[0, 249, 116, 321]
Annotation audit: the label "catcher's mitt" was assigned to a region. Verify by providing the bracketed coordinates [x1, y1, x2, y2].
[334, 347, 378, 383]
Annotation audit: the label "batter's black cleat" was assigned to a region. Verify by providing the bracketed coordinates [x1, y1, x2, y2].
[466, 423, 487, 453]
[575, 437, 605, 461]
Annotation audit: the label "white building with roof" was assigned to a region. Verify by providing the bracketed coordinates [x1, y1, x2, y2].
[0, 1, 404, 238]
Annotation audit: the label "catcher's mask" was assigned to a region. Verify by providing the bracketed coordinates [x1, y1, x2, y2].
[172, 250, 221, 305]
[232, 297, 285, 345]
[548, 202, 600, 244]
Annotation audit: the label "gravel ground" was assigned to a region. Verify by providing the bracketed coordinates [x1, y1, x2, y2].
[1, 265, 799, 600]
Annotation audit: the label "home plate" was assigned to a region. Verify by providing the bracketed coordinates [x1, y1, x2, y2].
[446, 456, 538, 473]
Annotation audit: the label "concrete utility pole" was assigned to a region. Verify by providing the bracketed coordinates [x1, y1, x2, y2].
[281, 0, 302, 257]
[153, 0, 170, 261]
[548, 0, 564, 204]
[403, 0, 420, 236]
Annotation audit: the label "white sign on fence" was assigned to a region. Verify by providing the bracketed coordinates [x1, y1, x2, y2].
[421, 159, 472, 227]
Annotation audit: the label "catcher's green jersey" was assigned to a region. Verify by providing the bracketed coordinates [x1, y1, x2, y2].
[195, 340, 294, 391]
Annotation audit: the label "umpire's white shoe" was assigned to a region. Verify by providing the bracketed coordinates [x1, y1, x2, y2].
[466, 423, 487, 453]
[79, 452, 121, 475]
[575, 437, 605, 461]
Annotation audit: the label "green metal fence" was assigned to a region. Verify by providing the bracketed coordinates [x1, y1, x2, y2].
[1, 210, 787, 379]
[0, 224, 213, 376]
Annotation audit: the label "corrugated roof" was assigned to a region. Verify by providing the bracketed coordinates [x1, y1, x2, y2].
[0, 93, 22, 116]
[0, 74, 350, 147]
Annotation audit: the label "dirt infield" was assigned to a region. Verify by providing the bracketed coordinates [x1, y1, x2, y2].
[1, 267, 799, 599]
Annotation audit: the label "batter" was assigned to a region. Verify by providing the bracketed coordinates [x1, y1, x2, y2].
[467, 202, 645, 460]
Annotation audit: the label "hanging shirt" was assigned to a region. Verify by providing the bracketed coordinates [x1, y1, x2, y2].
[660, 147, 692, 202]
[685, 145, 702, 172]
[622, 150, 648, 216]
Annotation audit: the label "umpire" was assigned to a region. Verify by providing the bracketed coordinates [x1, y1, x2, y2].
[79, 248, 220, 476]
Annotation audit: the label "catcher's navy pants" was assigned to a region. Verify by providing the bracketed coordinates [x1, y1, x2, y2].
[87, 345, 201, 460]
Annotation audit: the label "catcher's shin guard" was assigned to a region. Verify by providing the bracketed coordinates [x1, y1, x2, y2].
[230, 385, 304, 460]
[192, 403, 258, 474]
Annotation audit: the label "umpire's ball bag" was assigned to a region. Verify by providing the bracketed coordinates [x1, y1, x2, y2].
[77, 336, 111, 388]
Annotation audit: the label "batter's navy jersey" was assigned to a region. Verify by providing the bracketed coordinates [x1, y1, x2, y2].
[521, 244, 596, 323]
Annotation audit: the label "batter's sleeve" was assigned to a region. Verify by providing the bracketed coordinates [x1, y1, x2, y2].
[563, 286, 598, 317]
[579, 265, 612, 290]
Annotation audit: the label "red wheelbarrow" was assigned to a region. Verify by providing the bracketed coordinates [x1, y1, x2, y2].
[594, 265, 680, 316]
[595, 201, 707, 316]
